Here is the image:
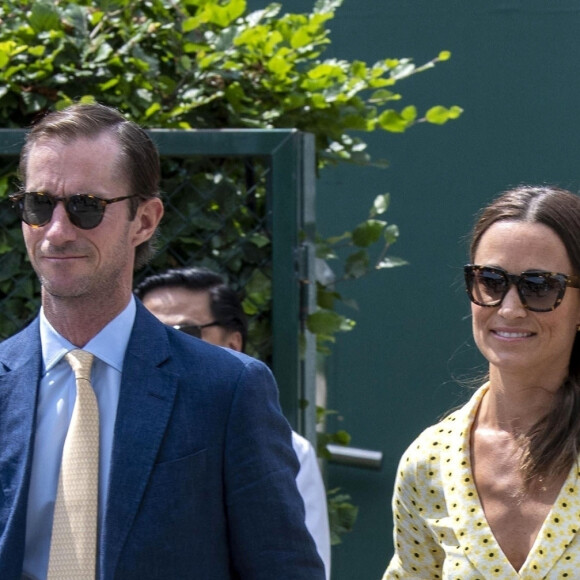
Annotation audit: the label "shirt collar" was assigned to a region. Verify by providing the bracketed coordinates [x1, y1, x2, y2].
[40, 296, 137, 374]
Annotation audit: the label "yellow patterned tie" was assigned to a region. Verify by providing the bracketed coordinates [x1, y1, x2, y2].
[47, 349, 99, 579]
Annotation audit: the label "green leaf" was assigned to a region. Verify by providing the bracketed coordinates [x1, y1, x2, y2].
[401, 105, 417, 121]
[327, 488, 358, 545]
[29, 2, 61, 33]
[182, 16, 202, 33]
[290, 28, 312, 49]
[351, 60, 367, 79]
[249, 233, 270, 248]
[376, 256, 409, 269]
[145, 102, 161, 118]
[89, 10, 105, 27]
[0, 46, 11, 69]
[370, 193, 390, 217]
[241, 297, 258, 316]
[377, 109, 410, 133]
[94, 42, 113, 63]
[267, 53, 292, 77]
[425, 105, 449, 124]
[448, 105, 463, 119]
[205, 0, 247, 27]
[27, 46, 46, 57]
[314, 0, 343, 13]
[234, 24, 268, 47]
[307, 309, 345, 335]
[317, 286, 341, 309]
[425, 105, 463, 125]
[352, 219, 386, 247]
[383, 223, 399, 245]
[344, 249, 369, 278]
[368, 88, 400, 104]
[307, 60, 345, 80]
[244, 269, 272, 306]
[389, 59, 415, 80]
[310, 93, 329, 109]
[331, 429, 351, 445]
[99, 78, 119, 91]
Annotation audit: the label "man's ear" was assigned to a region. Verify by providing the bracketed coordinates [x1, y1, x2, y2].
[225, 331, 243, 353]
[132, 197, 164, 246]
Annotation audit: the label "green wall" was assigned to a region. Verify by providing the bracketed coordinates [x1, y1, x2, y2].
[257, 1, 580, 578]
[316, 2, 580, 579]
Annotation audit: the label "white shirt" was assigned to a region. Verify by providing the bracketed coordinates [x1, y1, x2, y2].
[22, 298, 136, 580]
[292, 431, 332, 580]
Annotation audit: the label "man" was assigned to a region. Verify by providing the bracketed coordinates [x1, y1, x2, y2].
[0, 103, 324, 579]
[135, 267, 332, 579]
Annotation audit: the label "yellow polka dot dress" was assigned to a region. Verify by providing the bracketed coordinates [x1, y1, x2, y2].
[382, 385, 580, 579]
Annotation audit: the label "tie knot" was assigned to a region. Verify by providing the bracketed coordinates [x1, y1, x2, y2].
[65, 349, 94, 381]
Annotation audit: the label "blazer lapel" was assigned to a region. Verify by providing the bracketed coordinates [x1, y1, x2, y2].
[100, 306, 178, 579]
[0, 321, 42, 574]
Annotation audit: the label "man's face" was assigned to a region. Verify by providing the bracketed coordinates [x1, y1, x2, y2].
[22, 134, 162, 312]
[143, 285, 242, 351]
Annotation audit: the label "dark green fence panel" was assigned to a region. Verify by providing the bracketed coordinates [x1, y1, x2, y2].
[0, 128, 317, 437]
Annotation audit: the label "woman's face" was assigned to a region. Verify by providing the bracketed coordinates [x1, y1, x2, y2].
[471, 220, 580, 383]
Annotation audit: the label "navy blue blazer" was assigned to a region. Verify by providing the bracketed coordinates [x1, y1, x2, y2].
[0, 302, 324, 579]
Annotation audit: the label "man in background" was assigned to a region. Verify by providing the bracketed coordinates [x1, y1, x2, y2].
[135, 266, 332, 579]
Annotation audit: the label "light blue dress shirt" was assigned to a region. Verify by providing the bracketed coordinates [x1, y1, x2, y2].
[22, 298, 136, 580]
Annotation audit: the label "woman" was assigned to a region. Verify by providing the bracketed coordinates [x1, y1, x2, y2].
[383, 185, 580, 579]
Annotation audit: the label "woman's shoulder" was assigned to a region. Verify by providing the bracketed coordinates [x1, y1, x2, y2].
[397, 385, 488, 471]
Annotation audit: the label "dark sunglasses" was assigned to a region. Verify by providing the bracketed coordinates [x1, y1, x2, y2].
[9, 191, 135, 230]
[173, 321, 222, 338]
[464, 264, 580, 312]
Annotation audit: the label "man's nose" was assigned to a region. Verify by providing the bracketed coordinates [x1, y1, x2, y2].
[41, 201, 78, 243]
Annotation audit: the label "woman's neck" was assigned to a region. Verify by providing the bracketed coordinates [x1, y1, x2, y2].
[480, 368, 564, 434]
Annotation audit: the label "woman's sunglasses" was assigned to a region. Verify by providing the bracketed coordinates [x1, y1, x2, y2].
[464, 264, 580, 312]
[9, 191, 135, 230]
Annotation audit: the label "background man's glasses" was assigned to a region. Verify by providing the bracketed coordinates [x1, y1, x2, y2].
[173, 321, 222, 338]
[464, 264, 580, 312]
[9, 191, 135, 230]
